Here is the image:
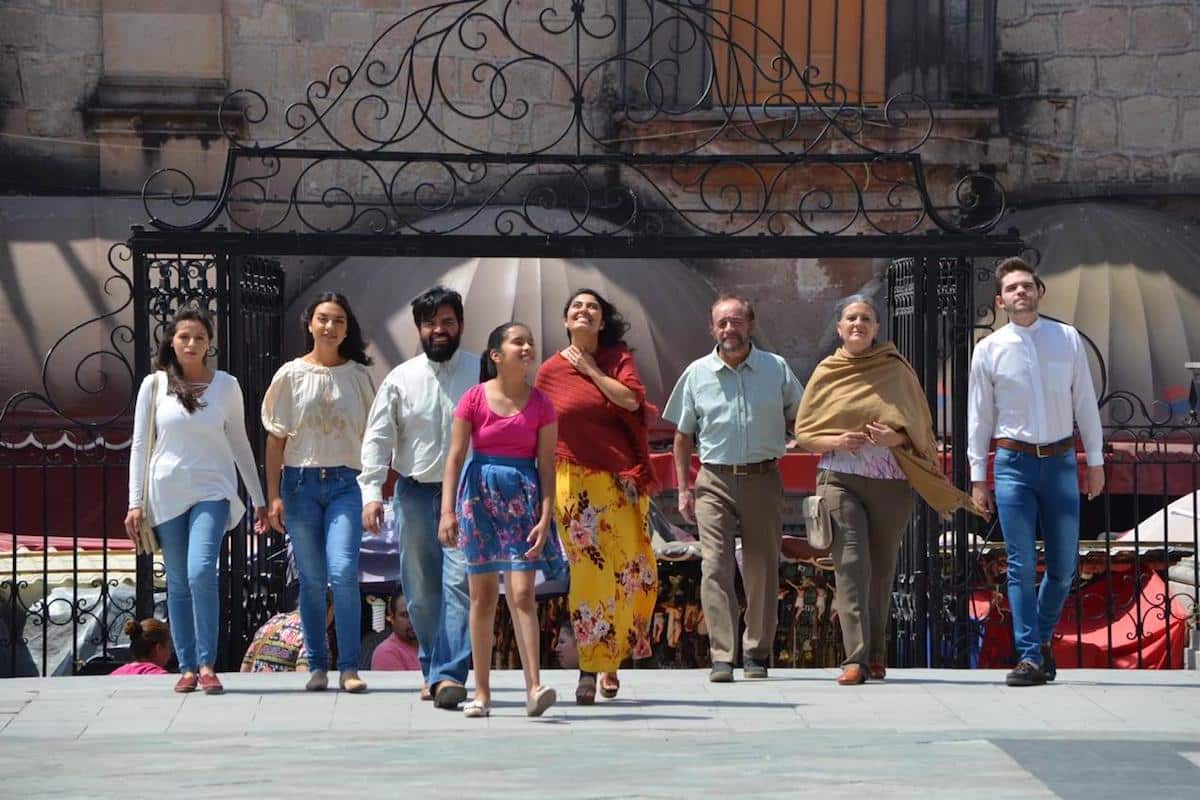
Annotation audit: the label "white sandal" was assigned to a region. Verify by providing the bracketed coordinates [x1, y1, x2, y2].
[462, 699, 491, 718]
[526, 685, 557, 717]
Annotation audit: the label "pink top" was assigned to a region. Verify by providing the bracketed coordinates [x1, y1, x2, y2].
[454, 383, 556, 458]
[110, 662, 169, 676]
[370, 634, 422, 671]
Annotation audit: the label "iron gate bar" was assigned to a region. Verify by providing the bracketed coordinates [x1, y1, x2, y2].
[128, 230, 1023, 260]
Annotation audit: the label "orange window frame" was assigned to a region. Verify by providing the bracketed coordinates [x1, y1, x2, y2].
[711, 0, 887, 106]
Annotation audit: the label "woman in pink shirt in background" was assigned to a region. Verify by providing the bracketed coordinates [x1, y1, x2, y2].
[111, 618, 172, 675]
[370, 593, 421, 671]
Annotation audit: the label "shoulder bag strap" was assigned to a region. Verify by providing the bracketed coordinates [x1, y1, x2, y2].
[141, 372, 160, 519]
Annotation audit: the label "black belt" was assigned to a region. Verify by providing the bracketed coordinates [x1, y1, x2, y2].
[702, 459, 778, 476]
[994, 436, 1074, 458]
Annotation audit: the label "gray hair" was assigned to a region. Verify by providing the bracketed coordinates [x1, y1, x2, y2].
[834, 294, 881, 323]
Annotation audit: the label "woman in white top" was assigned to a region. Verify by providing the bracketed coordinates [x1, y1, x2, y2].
[124, 305, 267, 695]
[261, 293, 376, 693]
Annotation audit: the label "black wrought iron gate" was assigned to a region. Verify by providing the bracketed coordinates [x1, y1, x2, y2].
[887, 256, 981, 668]
[131, 248, 287, 671]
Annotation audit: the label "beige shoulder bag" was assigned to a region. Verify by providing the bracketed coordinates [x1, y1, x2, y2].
[136, 372, 162, 556]
[802, 468, 833, 551]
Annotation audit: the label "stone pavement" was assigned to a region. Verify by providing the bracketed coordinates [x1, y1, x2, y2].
[2, 668, 1199, 799]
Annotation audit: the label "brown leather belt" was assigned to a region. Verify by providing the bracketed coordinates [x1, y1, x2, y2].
[994, 437, 1074, 458]
[702, 459, 778, 476]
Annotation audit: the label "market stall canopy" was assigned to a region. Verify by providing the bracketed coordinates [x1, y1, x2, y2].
[290, 254, 730, 415]
[1000, 203, 1200, 420]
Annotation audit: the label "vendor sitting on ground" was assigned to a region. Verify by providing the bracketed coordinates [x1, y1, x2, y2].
[370, 593, 421, 671]
[112, 618, 172, 675]
[241, 596, 337, 673]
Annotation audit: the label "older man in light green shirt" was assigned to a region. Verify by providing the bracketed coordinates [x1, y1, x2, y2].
[663, 295, 803, 683]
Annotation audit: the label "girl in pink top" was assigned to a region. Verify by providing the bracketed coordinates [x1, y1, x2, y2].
[111, 618, 172, 675]
[439, 322, 563, 719]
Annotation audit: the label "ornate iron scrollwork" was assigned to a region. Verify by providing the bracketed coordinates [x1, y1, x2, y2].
[142, 0, 1007, 242]
[1, 244, 145, 676]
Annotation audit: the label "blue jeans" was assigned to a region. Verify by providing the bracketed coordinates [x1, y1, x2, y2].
[394, 477, 471, 686]
[994, 448, 1080, 666]
[155, 499, 230, 672]
[283, 467, 363, 672]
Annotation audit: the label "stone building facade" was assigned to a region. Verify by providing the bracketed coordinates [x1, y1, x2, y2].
[996, 0, 1200, 193]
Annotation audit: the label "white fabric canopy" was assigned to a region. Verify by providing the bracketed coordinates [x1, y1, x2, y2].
[289, 255, 723, 411]
[1002, 203, 1200, 418]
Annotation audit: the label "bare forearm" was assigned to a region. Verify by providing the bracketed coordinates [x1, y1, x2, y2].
[672, 432, 694, 490]
[440, 451, 466, 516]
[265, 435, 286, 501]
[590, 372, 639, 412]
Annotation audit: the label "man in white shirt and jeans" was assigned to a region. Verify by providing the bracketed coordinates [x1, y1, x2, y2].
[360, 287, 476, 708]
[968, 258, 1105, 687]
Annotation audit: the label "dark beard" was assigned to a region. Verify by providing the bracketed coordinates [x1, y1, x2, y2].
[422, 332, 461, 362]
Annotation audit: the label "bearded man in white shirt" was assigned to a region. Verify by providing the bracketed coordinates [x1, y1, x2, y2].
[968, 258, 1105, 687]
[360, 286, 476, 708]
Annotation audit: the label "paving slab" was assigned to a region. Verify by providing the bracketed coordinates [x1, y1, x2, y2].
[0, 669, 1198, 798]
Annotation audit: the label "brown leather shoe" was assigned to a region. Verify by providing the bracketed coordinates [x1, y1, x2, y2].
[174, 673, 198, 693]
[198, 673, 224, 695]
[837, 665, 866, 685]
[868, 662, 887, 680]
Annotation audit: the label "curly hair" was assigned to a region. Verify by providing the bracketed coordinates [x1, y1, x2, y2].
[563, 288, 630, 349]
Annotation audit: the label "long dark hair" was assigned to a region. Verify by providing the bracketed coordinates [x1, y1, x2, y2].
[153, 305, 214, 414]
[301, 292, 372, 365]
[479, 321, 526, 382]
[563, 288, 630, 349]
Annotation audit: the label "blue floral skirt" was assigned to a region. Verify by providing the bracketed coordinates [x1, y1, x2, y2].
[455, 453, 566, 578]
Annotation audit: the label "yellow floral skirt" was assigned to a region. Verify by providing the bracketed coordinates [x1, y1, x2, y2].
[555, 460, 659, 672]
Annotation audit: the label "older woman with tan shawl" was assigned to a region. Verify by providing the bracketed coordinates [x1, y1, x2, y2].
[793, 295, 985, 685]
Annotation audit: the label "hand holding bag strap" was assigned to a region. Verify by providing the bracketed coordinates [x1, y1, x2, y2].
[137, 372, 160, 555]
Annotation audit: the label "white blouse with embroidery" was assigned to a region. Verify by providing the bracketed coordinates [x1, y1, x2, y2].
[260, 359, 377, 471]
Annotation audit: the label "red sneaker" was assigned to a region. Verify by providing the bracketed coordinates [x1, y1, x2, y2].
[174, 674, 198, 693]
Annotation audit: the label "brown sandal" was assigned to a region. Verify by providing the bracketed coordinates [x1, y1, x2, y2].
[575, 672, 597, 705]
[599, 672, 620, 699]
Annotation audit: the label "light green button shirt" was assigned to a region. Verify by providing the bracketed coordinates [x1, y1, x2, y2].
[662, 346, 804, 465]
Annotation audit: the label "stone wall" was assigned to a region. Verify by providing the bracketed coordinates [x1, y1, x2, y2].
[0, 0, 103, 191]
[997, 0, 1200, 188]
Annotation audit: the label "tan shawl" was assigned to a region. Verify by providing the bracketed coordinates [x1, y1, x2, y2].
[793, 342, 984, 519]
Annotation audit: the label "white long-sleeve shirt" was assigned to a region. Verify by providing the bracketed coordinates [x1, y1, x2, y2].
[967, 317, 1104, 482]
[128, 370, 267, 532]
[357, 349, 478, 505]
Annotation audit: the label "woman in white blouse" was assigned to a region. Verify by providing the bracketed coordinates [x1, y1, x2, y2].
[124, 306, 268, 695]
[261, 293, 376, 693]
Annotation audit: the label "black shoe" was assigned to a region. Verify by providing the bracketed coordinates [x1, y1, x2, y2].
[743, 658, 768, 679]
[433, 681, 467, 709]
[1041, 645, 1057, 682]
[709, 661, 734, 683]
[1005, 659, 1047, 687]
